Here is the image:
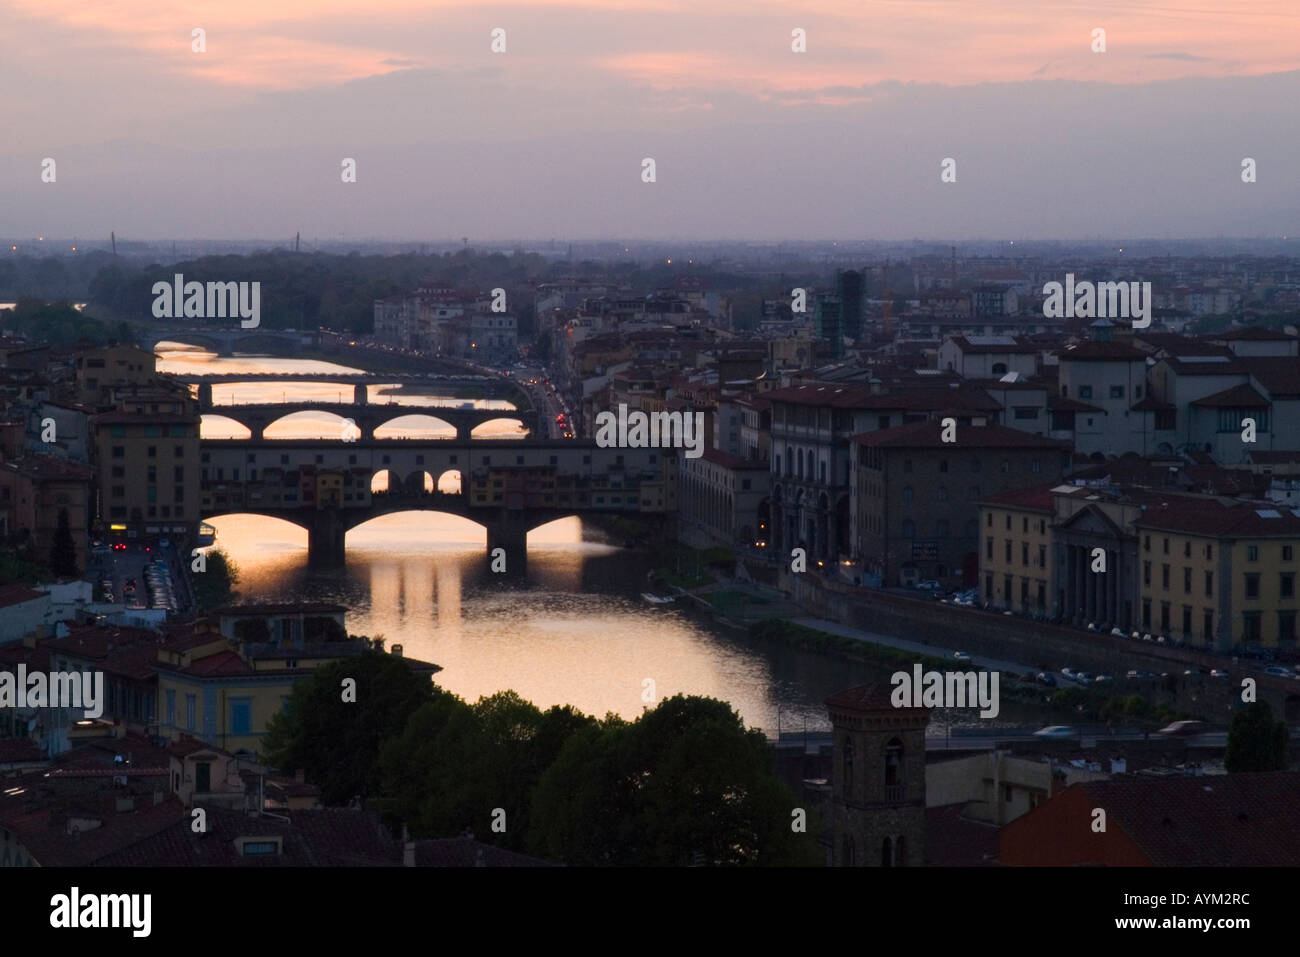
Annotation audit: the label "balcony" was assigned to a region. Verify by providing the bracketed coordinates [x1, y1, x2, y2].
[884, 784, 905, 802]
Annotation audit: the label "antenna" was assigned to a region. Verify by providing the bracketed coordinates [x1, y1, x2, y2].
[111, 231, 117, 257]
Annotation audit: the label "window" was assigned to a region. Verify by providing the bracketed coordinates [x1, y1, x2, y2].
[1183, 541, 1191, 558]
[1206, 544, 1213, 560]
[1183, 567, 1192, 594]
[1144, 535, 1150, 553]
[1038, 545, 1047, 568]
[1282, 574, 1295, 599]
[1242, 611, 1262, 642]
[1247, 545, 1259, 562]
[112, 445, 124, 458]
[1022, 543, 1029, 566]
[986, 513, 993, 528]
[969, 486, 981, 501]
[1110, 385, 1124, 399]
[230, 697, 252, 736]
[999, 460, 1010, 473]
[1205, 571, 1214, 597]
[1204, 609, 1214, 639]
[986, 537, 993, 560]
[1022, 517, 1028, 533]
[985, 574, 993, 598]
[903, 459, 912, 473]
[1245, 573, 1260, 599]
[902, 519, 915, 538]
[1079, 385, 1093, 399]
[971, 458, 982, 473]
[884, 739, 903, 787]
[937, 486, 949, 502]
[1014, 407, 1037, 420]
[1281, 611, 1297, 643]
[147, 446, 157, 458]
[1161, 564, 1169, 589]
[1003, 575, 1012, 600]
[1143, 561, 1151, 586]
[842, 737, 854, 795]
[1142, 599, 1151, 628]
[936, 519, 949, 538]
[1160, 601, 1170, 632]
[165, 690, 175, 726]
[1005, 515, 1011, 531]
[1163, 538, 1169, 555]
[938, 460, 948, 474]
[1030, 458, 1041, 473]
[186, 694, 196, 731]
[902, 486, 914, 504]
[1005, 540, 1012, 562]
[1285, 545, 1295, 562]
[241, 841, 280, 856]
[1182, 605, 1192, 637]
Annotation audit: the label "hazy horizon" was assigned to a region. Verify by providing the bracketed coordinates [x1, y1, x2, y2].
[4, 0, 1298, 241]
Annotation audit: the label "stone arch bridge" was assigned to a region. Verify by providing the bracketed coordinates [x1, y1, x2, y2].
[199, 437, 666, 573]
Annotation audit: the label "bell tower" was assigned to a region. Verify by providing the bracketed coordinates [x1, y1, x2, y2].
[826, 682, 929, 866]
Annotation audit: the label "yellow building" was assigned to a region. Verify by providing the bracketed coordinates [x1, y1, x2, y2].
[155, 633, 440, 757]
[977, 486, 1055, 614]
[1137, 505, 1300, 648]
[979, 481, 1300, 650]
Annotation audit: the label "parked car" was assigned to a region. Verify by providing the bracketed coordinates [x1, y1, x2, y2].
[953, 651, 971, 661]
[1033, 725, 1078, 738]
[1075, 672, 1094, 684]
[914, 580, 943, 592]
[1264, 666, 1296, 679]
[1157, 720, 1207, 736]
[1035, 672, 1057, 687]
[1093, 674, 1112, 683]
[1209, 669, 1229, 678]
[1061, 667, 1076, 679]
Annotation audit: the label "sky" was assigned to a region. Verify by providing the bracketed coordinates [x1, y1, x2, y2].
[2, 0, 1298, 241]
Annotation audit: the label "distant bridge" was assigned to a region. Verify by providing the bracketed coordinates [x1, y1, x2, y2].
[199, 437, 667, 571]
[199, 400, 534, 441]
[142, 326, 322, 356]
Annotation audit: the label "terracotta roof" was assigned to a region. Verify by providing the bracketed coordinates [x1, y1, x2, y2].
[825, 682, 904, 712]
[851, 420, 1070, 450]
[1057, 342, 1146, 361]
[925, 804, 999, 866]
[1130, 396, 1175, 412]
[94, 807, 404, 867]
[1073, 773, 1300, 866]
[1241, 357, 1300, 397]
[979, 485, 1057, 512]
[1191, 384, 1270, 409]
[0, 585, 45, 608]
[1215, 327, 1297, 341]
[1136, 500, 1300, 536]
[1048, 395, 1105, 413]
[410, 837, 558, 867]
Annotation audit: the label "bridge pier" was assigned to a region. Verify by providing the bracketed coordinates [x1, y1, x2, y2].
[306, 510, 348, 567]
[485, 510, 528, 577]
[197, 382, 213, 408]
[354, 383, 368, 405]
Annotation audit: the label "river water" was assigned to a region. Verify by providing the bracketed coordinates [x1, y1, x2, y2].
[159, 343, 1037, 733]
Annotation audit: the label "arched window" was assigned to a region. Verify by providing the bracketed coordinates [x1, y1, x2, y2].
[992, 362, 1008, 375]
[844, 835, 856, 867]
[881, 836, 894, 867]
[885, 738, 903, 787]
[902, 519, 916, 538]
[936, 486, 949, 502]
[901, 486, 914, 505]
[895, 836, 907, 867]
[936, 520, 949, 538]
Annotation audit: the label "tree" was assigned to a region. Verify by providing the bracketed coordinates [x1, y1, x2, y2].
[264, 649, 437, 804]
[191, 548, 238, 610]
[530, 695, 821, 866]
[48, 508, 79, 578]
[1225, 700, 1289, 772]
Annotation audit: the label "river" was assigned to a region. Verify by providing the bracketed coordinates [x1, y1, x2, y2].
[160, 343, 1045, 733]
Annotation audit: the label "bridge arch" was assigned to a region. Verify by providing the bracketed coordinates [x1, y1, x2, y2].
[264, 410, 354, 440]
[371, 469, 401, 494]
[200, 414, 253, 440]
[374, 413, 457, 440]
[471, 416, 530, 439]
[436, 469, 462, 494]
